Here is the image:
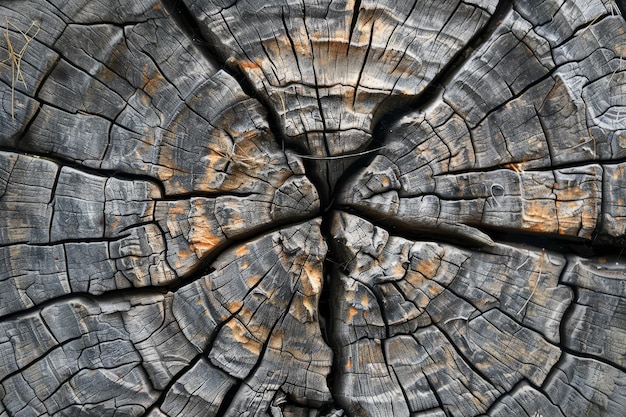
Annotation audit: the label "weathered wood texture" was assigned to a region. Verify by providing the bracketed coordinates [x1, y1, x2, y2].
[1, 0, 626, 416]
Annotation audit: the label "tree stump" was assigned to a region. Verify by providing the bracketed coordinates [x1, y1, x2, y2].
[2, 0, 626, 416]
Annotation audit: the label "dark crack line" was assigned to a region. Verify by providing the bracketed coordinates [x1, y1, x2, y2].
[318, 211, 346, 413]
[213, 381, 243, 417]
[371, 0, 514, 140]
[199, 251, 278, 355]
[425, 299, 527, 401]
[558, 281, 626, 374]
[616, 0, 626, 19]
[163, 217, 320, 290]
[280, 6, 304, 84]
[162, 0, 291, 156]
[423, 371, 446, 415]
[0, 335, 85, 387]
[440, 13, 624, 134]
[13, 48, 57, 144]
[156, 190, 261, 201]
[348, 0, 362, 43]
[301, 5, 332, 159]
[0, 146, 168, 197]
[0, 288, 169, 324]
[540, 353, 589, 412]
[335, 203, 496, 249]
[481, 378, 548, 416]
[386, 359, 413, 415]
[560, 346, 626, 375]
[0, 232, 135, 249]
[351, 17, 374, 112]
[159, 0, 224, 71]
[435, 154, 626, 178]
[139, 353, 205, 417]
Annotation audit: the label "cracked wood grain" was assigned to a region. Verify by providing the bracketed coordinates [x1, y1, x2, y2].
[181, 0, 498, 156]
[2, 0, 626, 416]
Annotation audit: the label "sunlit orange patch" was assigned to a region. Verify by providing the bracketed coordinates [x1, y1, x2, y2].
[167, 205, 186, 215]
[237, 58, 264, 71]
[269, 329, 285, 349]
[302, 297, 315, 317]
[361, 295, 369, 308]
[427, 284, 443, 297]
[504, 162, 526, 173]
[176, 249, 192, 261]
[108, 217, 120, 234]
[236, 246, 250, 257]
[348, 307, 358, 322]
[228, 300, 243, 312]
[302, 263, 323, 293]
[523, 200, 557, 233]
[190, 233, 221, 255]
[415, 258, 440, 279]
[246, 274, 262, 288]
[225, 320, 261, 356]
[156, 165, 174, 182]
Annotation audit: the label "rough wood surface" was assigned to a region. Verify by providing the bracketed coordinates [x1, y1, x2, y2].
[2, 0, 626, 416]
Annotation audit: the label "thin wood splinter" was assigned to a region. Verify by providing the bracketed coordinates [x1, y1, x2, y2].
[1, 18, 40, 119]
[294, 146, 387, 160]
[517, 248, 546, 316]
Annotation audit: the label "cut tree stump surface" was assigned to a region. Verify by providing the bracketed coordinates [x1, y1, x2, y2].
[1, 0, 626, 416]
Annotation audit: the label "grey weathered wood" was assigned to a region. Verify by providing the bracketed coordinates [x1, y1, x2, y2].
[154, 174, 319, 276]
[340, 157, 603, 245]
[484, 382, 565, 417]
[561, 256, 626, 369]
[183, 0, 498, 157]
[603, 163, 626, 239]
[339, 3, 626, 244]
[172, 220, 332, 414]
[2, 0, 626, 416]
[544, 354, 626, 417]
[181, 0, 501, 197]
[0, 152, 56, 244]
[0, 296, 163, 416]
[329, 212, 566, 416]
[158, 357, 236, 417]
